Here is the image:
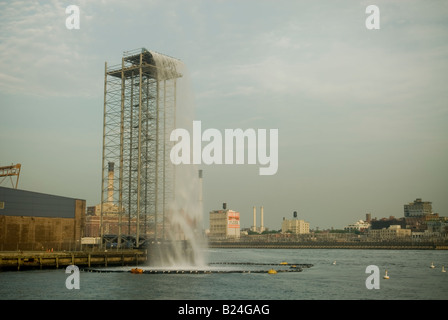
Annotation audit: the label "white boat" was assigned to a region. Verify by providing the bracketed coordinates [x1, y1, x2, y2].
[383, 270, 389, 279]
[442, 265, 446, 273]
[430, 262, 435, 269]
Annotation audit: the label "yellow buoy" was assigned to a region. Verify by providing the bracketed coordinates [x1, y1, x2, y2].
[268, 269, 277, 274]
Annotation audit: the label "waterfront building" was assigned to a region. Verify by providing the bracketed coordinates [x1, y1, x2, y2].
[209, 203, 240, 239]
[84, 207, 139, 238]
[404, 198, 433, 217]
[281, 218, 310, 234]
[368, 225, 411, 240]
[344, 220, 370, 232]
[426, 218, 448, 235]
[0, 186, 85, 250]
[370, 216, 406, 230]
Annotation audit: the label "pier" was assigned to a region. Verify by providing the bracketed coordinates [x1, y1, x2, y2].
[0, 249, 146, 271]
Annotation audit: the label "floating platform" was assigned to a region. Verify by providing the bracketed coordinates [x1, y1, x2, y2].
[80, 262, 313, 274]
[81, 267, 304, 274]
[210, 262, 314, 268]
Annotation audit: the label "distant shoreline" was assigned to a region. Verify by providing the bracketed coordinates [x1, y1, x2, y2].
[207, 241, 448, 250]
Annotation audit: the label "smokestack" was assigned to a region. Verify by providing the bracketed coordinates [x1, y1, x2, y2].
[260, 206, 264, 233]
[252, 206, 257, 232]
[366, 212, 371, 223]
[223, 203, 227, 210]
[293, 211, 297, 218]
[107, 162, 114, 203]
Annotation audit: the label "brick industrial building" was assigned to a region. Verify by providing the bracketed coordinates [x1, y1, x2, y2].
[209, 203, 241, 239]
[0, 186, 86, 251]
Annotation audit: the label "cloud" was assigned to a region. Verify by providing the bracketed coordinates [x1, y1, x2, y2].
[1, 0, 447, 228]
[0, 1, 101, 98]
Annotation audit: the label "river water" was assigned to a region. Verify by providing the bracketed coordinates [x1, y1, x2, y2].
[0, 248, 447, 300]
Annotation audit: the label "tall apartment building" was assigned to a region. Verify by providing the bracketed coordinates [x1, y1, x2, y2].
[209, 203, 240, 239]
[404, 198, 433, 217]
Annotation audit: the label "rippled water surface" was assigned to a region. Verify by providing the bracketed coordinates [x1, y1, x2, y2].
[0, 248, 447, 300]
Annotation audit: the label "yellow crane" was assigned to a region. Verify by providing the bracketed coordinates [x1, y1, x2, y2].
[0, 163, 21, 189]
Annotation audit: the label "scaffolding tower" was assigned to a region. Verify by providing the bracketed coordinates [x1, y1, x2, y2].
[101, 48, 182, 248]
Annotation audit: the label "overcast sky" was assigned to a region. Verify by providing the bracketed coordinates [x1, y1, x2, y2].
[1, 0, 447, 230]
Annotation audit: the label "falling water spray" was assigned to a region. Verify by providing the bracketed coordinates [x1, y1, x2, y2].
[147, 53, 207, 268]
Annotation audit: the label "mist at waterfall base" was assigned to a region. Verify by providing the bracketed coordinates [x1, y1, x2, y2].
[146, 165, 207, 269]
[145, 57, 207, 269]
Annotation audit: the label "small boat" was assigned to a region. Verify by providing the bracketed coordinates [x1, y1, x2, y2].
[268, 269, 277, 274]
[430, 262, 435, 269]
[130, 267, 143, 274]
[442, 265, 446, 273]
[383, 270, 389, 279]
[280, 262, 288, 265]
[332, 261, 336, 265]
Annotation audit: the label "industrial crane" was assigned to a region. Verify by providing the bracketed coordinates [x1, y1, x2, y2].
[0, 163, 21, 189]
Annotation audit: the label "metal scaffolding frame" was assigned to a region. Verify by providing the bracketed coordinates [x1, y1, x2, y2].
[100, 48, 182, 248]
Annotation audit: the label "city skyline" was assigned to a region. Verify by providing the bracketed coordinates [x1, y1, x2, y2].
[211, 197, 440, 232]
[1, 1, 447, 231]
